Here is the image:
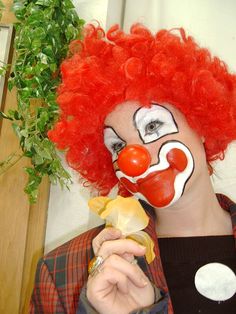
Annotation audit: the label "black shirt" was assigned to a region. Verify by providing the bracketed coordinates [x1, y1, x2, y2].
[158, 235, 236, 314]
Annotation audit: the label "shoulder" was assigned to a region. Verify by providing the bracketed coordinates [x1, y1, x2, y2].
[43, 224, 104, 272]
[33, 225, 104, 310]
[217, 193, 236, 210]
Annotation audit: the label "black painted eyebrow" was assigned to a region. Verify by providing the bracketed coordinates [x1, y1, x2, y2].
[133, 103, 179, 132]
[151, 103, 179, 131]
[132, 103, 179, 144]
[133, 107, 141, 130]
[133, 103, 163, 130]
[103, 126, 126, 145]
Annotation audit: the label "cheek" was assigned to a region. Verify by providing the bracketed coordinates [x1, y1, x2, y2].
[183, 135, 206, 163]
[145, 142, 165, 164]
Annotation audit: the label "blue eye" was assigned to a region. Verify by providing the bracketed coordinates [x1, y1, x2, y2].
[145, 120, 163, 135]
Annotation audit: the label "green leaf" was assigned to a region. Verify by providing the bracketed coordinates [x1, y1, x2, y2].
[35, 0, 54, 7]
[37, 52, 49, 64]
[26, 10, 45, 26]
[33, 27, 46, 41]
[62, 0, 75, 9]
[24, 167, 42, 203]
[33, 144, 52, 161]
[20, 129, 28, 138]
[12, 1, 26, 21]
[33, 153, 44, 165]
[12, 123, 22, 139]
[8, 110, 21, 120]
[49, 63, 57, 72]
[19, 88, 33, 99]
[37, 110, 49, 131]
[24, 150, 33, 158]
[8, 78, 14, 91]
[0, 64, 8, 76]
[31, 38, 42, 50]
[2, 0, 82, 202]
[0, 1, 5, 9]
[42, 45, 54, 58]
[65, 24, 79, 41]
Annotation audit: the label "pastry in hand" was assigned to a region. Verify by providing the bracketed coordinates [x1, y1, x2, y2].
[88, 195, 155, 263]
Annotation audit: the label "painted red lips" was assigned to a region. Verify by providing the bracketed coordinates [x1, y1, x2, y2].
[120, 148, 188, 207]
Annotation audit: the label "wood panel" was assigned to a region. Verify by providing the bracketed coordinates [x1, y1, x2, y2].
[1, 0, 16, 24]
[20, 176, 49, 314]
[0, 1, 49, 313]
[0, 90, 30, 313]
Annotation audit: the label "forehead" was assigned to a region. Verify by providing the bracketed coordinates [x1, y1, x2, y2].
[104, 100, 141, 126]
[104, 100, 183, 126]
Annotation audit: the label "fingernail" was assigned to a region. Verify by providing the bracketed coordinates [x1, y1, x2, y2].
[138, 244, 146, 250]
[141, 277, 148, 286]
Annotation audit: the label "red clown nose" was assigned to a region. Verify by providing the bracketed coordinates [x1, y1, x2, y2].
[117, 144, 151, 177]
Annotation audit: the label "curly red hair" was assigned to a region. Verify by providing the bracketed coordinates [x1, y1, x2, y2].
[48, 24, 236, 195]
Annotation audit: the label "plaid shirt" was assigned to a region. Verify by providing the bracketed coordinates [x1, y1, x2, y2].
[30, 194, 236, 314]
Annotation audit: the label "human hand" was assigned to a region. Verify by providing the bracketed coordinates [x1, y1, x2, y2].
[88, 196, 155, 263]
[87, 228, 155, 314]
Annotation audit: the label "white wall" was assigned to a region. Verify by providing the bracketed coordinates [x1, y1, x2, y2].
[45, 0, 236, 253]
[122, 0, 236, 70]
[73, 0, 109, 28]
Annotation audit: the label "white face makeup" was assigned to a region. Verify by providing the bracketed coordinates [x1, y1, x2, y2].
[134, 104, 178, 144]
[104, 104, 179, 162]
[104, 102, 196, 208]
[104, 127, 126, 162]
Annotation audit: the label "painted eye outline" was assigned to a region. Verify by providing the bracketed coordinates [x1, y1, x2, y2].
[111, 140, 126, 154]
[145, 119, 164, 136]
[134, 103, 179, 144]
[104, 126, 126, 161]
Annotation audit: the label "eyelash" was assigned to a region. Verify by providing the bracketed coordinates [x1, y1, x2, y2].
[145, 120, 163, 135]
[111, 141, 125, 153]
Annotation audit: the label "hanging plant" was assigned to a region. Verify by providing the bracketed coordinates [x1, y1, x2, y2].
[0, 0, 85, 203]
[0, 0, 8, 76]
[0, 0, 4, 20]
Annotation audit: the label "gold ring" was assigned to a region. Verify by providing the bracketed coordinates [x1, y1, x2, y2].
[88, 256, 104, 276]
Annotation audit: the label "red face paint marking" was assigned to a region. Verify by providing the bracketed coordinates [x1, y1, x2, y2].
[167, 148, 188, 172]
[119, 148, 188, 207]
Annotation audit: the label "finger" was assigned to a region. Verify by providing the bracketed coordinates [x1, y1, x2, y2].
[88, 266, 129, 295]
[122, 252, 135, 262]
[98, 238, 146, 260]
[104, 254, 148, 288]
[92, 227, 122, 255]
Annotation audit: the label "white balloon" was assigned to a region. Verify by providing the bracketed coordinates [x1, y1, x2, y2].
[194, 263, 236, 301]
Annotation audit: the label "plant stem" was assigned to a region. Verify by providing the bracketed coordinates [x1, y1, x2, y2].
[0, 151, 24, 175]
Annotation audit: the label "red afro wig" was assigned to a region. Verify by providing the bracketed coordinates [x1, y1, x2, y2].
[48, 23, 236, 195]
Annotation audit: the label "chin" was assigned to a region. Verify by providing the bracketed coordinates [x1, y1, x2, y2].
[134, 191, 181, 209]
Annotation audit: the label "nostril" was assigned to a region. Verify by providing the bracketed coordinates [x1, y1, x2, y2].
[117, 144, 151, 177]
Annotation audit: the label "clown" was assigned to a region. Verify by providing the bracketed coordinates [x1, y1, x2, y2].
[104, 102, 194, 208]
[31, 24, 236, 314]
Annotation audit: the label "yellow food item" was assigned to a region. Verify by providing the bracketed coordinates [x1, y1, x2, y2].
[88, 195, 155, 263]
[127, 231, 155, 264]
